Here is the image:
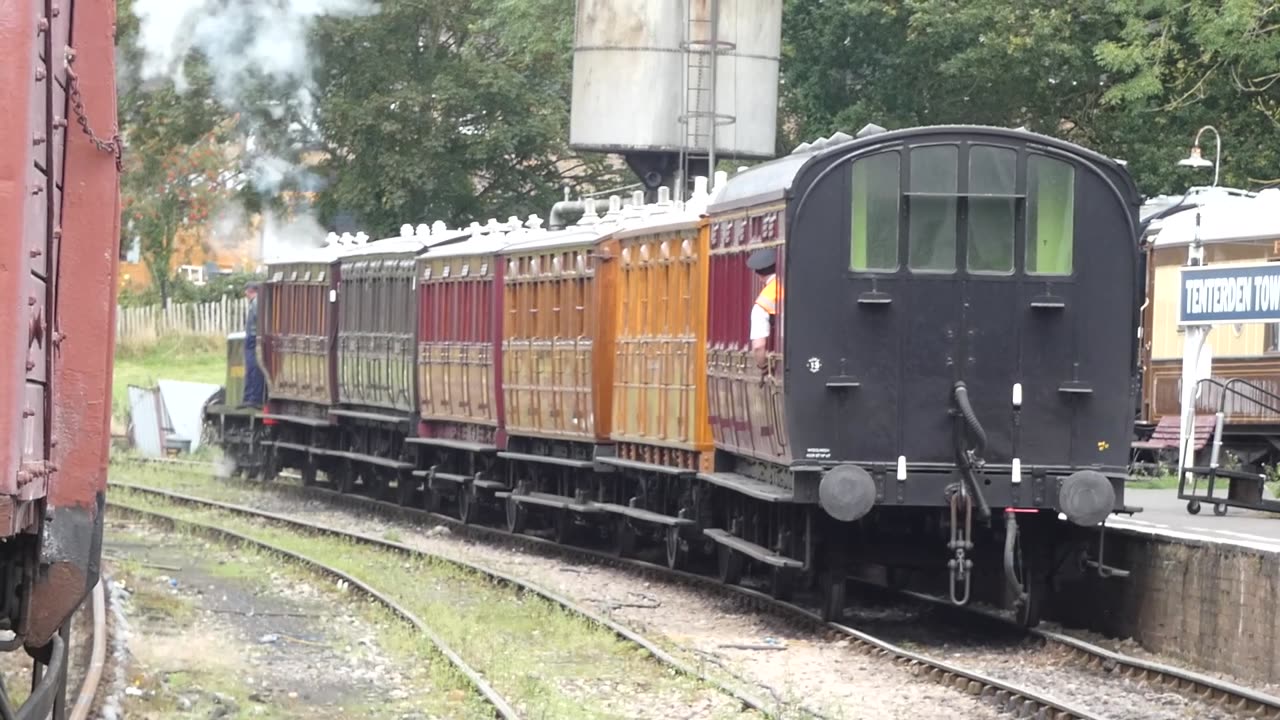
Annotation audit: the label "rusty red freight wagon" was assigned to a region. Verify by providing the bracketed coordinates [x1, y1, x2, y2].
[0, 0, 121, 714]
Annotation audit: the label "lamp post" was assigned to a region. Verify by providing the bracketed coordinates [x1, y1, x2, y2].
[1174, 125, 1221, 481]
[1178, 125, 1221, 187]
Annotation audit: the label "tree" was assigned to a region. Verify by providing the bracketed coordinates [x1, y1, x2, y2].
[779, 0, 1279, 195]
[309, 0, 621, 235]
[1095, 0, 1280, 188]
[121, 123, 240, 305]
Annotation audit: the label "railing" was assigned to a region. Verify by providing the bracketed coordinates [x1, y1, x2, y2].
[116, 297, 249, 343]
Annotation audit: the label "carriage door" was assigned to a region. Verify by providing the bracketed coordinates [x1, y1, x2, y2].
[953, 143, 1023, 466]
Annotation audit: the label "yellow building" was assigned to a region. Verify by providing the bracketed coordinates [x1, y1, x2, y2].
[1141, 187, 1280, 424]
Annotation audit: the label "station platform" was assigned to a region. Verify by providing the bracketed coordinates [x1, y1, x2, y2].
[1106, 487, 1280, 553]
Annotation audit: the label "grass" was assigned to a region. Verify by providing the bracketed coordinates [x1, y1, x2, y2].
[112, 335, 227, 421]
[107, 481, 762, 720]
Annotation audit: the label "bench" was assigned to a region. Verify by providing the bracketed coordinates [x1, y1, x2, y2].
[1131, 414, 1216, 464]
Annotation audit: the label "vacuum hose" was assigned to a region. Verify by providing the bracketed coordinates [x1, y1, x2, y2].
[953, 382, 987, 455]
[953, 381, 992, 522]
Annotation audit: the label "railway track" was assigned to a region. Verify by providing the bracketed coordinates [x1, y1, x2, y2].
[68, 579, 107, 720]
[118, 457, 1280, 719]
[107, 481, 791, 720]
[107, 498, 521, 719]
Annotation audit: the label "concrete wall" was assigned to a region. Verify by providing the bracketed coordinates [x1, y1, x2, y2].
[1056, 529, 1280, 685]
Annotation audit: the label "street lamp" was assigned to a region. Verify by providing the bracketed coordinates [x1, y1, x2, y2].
[1178, 125, 1221, 187]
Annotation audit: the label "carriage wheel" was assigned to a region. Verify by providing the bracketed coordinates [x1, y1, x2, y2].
[299, 457, 317, 487]
[665, 526, 685, 570]
[716, 545, 743, 585]
[819, 570, 847, 622]
[552, 510, 572, 544]
[457, 484, 477, 525]
[770, 566, 796, 601]
[256, 450, 279, 483]
[396, 470, 416, 507]
[614, 518, 636, 557]
[1187, 500, 1202, 515]
[337, 462, 356, 494]
[504, 494, 526, 534]
[1214, 503, 1229, 516]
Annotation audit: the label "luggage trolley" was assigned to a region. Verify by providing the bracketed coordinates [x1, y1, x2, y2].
[1177, 378, 1280, 516]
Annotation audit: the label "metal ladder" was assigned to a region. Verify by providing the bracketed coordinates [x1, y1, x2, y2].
[678, 0, 736, 200]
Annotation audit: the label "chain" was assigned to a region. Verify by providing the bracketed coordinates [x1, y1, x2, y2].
[64, 50, 123, 172]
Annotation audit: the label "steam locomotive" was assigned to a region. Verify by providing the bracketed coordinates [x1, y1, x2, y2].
[207, 124, 1142, 624]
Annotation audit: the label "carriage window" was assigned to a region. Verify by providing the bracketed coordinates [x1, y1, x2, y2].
[850, 152, 900, 271]
[967, 146, 1016, 274]
[1027, 156, 1075, 275]
[908, 145, 958, 272]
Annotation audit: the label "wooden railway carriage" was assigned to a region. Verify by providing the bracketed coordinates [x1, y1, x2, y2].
[408, 224, 525, 518]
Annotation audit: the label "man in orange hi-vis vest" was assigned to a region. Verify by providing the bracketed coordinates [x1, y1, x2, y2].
[747, 247, 779, 371]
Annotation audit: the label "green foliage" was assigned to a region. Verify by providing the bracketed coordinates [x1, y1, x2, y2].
[309, 0, 621, 234]
[781, 0, 1280, 195]
[117, 271, 261, 308]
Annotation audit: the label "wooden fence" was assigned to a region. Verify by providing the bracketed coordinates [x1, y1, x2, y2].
[116, 297, 249, 343]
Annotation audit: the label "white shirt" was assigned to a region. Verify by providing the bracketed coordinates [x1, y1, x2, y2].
[750, 303, 771, 341]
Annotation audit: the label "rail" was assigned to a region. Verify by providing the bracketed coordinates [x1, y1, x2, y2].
[68, 580, 107, 720]
[124, 455, 1280, 718]
[107, 497, 521, 719]
[108, 482, 780, 719]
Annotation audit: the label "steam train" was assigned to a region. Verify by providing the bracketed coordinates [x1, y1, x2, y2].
[207, 124, 1142, 624]
[0, 1, 120, 716]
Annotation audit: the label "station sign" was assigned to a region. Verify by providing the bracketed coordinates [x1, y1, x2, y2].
[1179, 261, 1280, 325]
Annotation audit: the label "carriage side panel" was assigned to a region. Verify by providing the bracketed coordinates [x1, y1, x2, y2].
[417, 250, 502, 442]
[338, 255, 418, 415]
[706, 206, 789, 465]
[502, 239, 617, 442]
[612, 220, 713, 469]
[262, 261, 337, 410]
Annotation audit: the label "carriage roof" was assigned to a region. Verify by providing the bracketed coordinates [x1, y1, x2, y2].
[708, 124, 1135, 214]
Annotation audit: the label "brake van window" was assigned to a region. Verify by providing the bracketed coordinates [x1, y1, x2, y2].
[966, 145, 1016, 274]
[1027, 155, 1075, 275]
[908, 145, 958, 273]
[849, 151, 900, 272]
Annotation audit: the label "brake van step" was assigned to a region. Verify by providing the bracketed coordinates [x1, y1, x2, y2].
[703, 528, 804, 569]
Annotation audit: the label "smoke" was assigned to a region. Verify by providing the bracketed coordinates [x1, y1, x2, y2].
[260, 209, 329, 263]
[129, 0, 373, 214]
[130, 0, 374, 110]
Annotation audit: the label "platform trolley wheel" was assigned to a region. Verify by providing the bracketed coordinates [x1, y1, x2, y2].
[458, 484, 478, 525]
[770, 567, 796, 601]
[665, 526, 685, 570]
[395, 470, 416, 507]
[1214, 503, 1228, 516]
[1187, 500, 1202, 515]
[717, 545, 743, 585]
[613, 518, 636, 557]
[819, 571, 847, 622]
[504, 494, 525, 534]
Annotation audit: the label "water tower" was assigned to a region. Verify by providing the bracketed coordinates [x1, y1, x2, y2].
[569, 0, 783, 199]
